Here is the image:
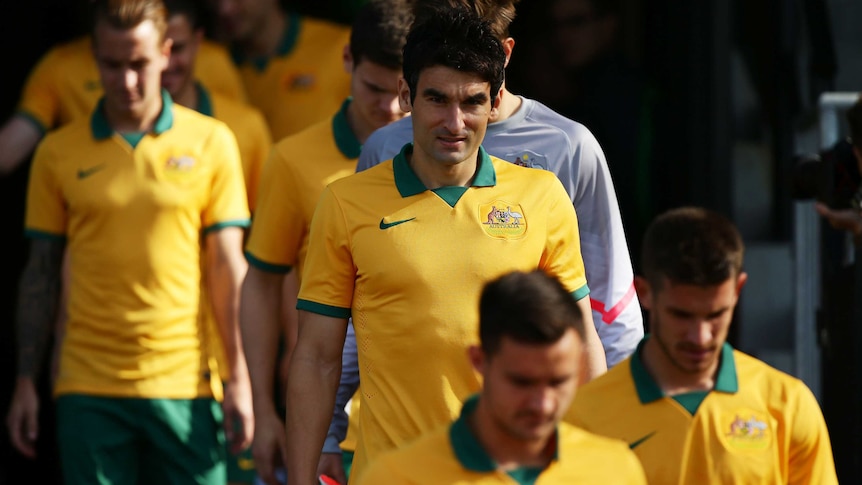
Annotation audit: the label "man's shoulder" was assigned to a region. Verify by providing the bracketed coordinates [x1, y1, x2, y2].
[359, 118, 414, 169]
[296, 14, 352, 43]
[210, 92, 266, 126]
[732, 349, 812, 395]
[558, 422, 638, 458]
[270, 116, 336, 160]
[575, 357, 635, 402]
[360, 425, 453, 483]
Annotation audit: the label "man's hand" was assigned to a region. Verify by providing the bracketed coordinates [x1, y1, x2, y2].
[6, 377, 40, 458]
[251, 408, 288, 485]
[223, 373, 255, 454]
[317, 452, 347, 485]
[815, 202, 862, 243]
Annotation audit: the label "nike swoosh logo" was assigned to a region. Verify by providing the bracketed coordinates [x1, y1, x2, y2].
[379, 217, 416, 230]
[629, 431, 656, 450]
[77, 164, 106, 179]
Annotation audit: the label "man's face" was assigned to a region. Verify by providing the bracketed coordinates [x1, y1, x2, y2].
[162, 14, 201, 99]
[93, 19, 171, 119]
[348, 58, 406, 133]
[473, 330, 582, 443]
[399, 66, 500, 167]
[551, 0, 614, 69]
[638, 274, 747, 376]
[212, 0, 272, 43]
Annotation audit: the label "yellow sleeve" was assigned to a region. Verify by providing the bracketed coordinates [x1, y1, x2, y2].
[202, 124, 250, 231]
[17, 48, 62, 132]
[242, 108, 271, 212]
[295, 185, 354, 317]
[25, 138, 66, 237]
[195, 40, 248, 103]
[244, 146, 304, 272]
[787, 383, 839, 485]
[540, 174, 589, 300]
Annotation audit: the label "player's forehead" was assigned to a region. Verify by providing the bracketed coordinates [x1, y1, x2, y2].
[492, 331, 581, 373]
[415, 65, 491, 98]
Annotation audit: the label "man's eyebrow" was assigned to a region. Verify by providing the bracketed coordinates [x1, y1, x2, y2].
[422, 87, 448, 100]
[464, 92, 489, 104]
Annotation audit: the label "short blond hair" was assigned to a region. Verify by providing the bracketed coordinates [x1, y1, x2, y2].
[92, 0, 168, 42]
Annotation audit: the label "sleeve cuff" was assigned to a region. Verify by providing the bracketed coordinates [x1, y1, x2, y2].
[24, 228, 66, 241]
[571, 284, 590, 301]
[296, 299, 351, 319]
[203, 218, 251, 234]
[244, 251, 292, 274]
[16, 110, 49, 136]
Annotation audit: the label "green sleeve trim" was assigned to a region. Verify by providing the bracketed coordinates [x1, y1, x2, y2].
[203, 218, 251, 235]
[16, 111, 48, 136]
[296, 299, 351, 319]
[571, 284, 590, 301]
[24, 229, 66, 241]
[244, 251, 292, 274]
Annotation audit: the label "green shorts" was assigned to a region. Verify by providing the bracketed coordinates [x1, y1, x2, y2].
[56, 394, 226, 485]
[226, 444, 256, 484]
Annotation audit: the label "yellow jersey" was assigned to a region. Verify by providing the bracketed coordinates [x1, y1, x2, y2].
[358, 395, 647, 485]
[231, 13, 351, 140]
[568, 338, 839, 485]
[297, 144, 589, 481]
[25, 91, 250, 400]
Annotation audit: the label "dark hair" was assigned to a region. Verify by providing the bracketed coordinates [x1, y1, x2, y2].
[846, 95, 862, 150]
[479, 270, 585, 356]
[402, 6, 506, 104]
[350, 0, 413, 70]
[163, 0, 202, 30]
[412, 0, 520, 40]
[91, 0, 168, 42]
[641, 207, 744, 289]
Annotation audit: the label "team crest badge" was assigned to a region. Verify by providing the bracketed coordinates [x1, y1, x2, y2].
[718, 409, 772, 451]
[284, 72, 316, 91]
[480, 201, 527, 239]
[503, 150, 549, 171]
[166, 156, 196, 171]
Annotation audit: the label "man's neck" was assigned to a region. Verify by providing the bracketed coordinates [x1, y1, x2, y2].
[104, 98, 163, 134]
[345, 101, 373, 144]
[407, 148, 478, 190]
[489, 85, 522, 124]
[238, 9, 287, 59]
[171, 82, 198, 112]
[469, 400, 553, 470]
[642, 338, 718, 395]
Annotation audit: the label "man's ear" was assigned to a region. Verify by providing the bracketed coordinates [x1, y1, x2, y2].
[160, 38, 173, 69]
[735, 271, 748, 297]
[397, 77, 413, 113]
[502, 37, 515, 68]
[489, 86, 503, 117]
[342, 44, 354, 74]
[634, 275, 653, 312]
[467, 345, 484, 375]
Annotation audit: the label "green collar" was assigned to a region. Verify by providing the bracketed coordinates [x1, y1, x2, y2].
[194, 82, 213, 117]
[91, 89, 174, 140]
[231, 12, 301, 71]
[450, 394, 558, 480]
[392, 144, 496, 198]
[332, 98, 361, 159]
[630, 336, 739, 405]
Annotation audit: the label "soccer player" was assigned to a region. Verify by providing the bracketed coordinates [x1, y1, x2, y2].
[285, 8, 605, 484]
[212, 0, 353, 140]
[356, 0, 643, 369]
[4, 1, 253, 483]
[239, 1, 411, 483]
[162, 0, 271, 210]
[358, 270, 646, 484]
[0, 6, 245, 176]
[569, 207, 839, 484]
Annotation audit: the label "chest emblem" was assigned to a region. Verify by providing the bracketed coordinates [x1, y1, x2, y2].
[480, 201, 527, 239]
[719, 410, 772, 452]
[166, 156, 196, 171]
[283, 72, 317, 91]
[504, 150, 549, 171]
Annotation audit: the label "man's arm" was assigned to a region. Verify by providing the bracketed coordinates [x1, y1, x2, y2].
[317, 321, 360, 484]
[287, 311, 348, 485]
[206, 227, 253, 453]
[239, 265, 288, 485]
[5, 238, 65, 458]
[577, 296, 607, 380]
[0, 116, 43, 176]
